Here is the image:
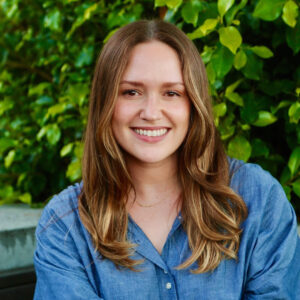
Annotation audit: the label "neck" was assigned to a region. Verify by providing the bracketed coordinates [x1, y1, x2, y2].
[126, 153, 181, 204]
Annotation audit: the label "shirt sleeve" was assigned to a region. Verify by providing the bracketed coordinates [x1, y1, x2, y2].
[33, 202, 103, 300]
[243, 172, 300, 299]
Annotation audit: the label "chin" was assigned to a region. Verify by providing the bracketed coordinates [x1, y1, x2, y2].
[135, 156, 166, 164]
[126, 151, 177, 165]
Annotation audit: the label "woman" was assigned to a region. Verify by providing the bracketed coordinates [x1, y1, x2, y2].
[34, 20, 300, 299]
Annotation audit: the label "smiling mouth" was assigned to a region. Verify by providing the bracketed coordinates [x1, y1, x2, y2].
[132, 128, 168, 137]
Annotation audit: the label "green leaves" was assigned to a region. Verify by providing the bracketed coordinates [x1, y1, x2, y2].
[65, 83, 89, 107]
[225, 0, 247, 25]
[253, 0, 285, 21]
[0, 138, 17, 155]
[228, 136, 252, 161]
[252, 111, 277, 127]
[28, 83, 51, 97]
[234, 50, 247, 70]
[289, 102, 300, 124]
[83, 3, 99, 20]
[211, 46, 234, 79]
[4, 149, 16, 168]
[66, 142, 83, 181]
[60, 143, 74, 157]
[241, 51, 263, 80]
[213, 103, 227, 117]
[47, 124, 61, 145]
[201, 19, 219, 36]
[155, 0, 182, 9]
[292, 179, 300, 197]
[0, 188, 32, 206]
[251, 139, 270, 158]
[286, 17, 300, 53]
[188, 19, 219, 39]
[213, 102, 227, 126]
[225, 92, 243, 106]
[0, 98, 14, 115]
[181, 1, 202, 26]
[67, 3, 101, 38]
[37, 124, 61, 145]
[282, 0, 299, 27]
[44, 9, 62, 31]
[288, 147, 300, 175]
[47, 103, 68, 118]
[219, 26, 242, 54]
[0, 0, 18, 19]
[18, 193, 32, 205]
[250, 46, 274, 58]
[75, 45, 94, 67]
[225, 79, 244, 106]
[218, 0, 235, 20]
[66, 159, 81, 182]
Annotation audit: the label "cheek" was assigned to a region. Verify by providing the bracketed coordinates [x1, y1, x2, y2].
[112, 102, 130, 128]
[174, 101, 191, 127]
[184, 102, 191, 121]
[111, 106, 124, 146]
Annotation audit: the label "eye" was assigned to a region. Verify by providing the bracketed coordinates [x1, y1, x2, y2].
[122, 89, 139, 96]
[166, 91, 180, 97]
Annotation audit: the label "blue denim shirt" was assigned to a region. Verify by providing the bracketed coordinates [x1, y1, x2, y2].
[33, 160, 300, 299]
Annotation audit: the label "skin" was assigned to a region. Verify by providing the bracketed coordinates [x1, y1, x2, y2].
[112, 41, 191, 253]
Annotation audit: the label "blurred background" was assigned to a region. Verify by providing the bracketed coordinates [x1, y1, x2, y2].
[0, 0, 299, 298]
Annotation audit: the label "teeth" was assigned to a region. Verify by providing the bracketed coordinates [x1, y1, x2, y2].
[134, 128, 168, 137]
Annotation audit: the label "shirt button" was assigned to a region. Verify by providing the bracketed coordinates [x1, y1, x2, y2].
[164, 270, 168, 274]
[166, 282, 172, 289]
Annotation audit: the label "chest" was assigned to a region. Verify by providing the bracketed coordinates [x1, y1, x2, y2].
[88, 239, 244, 300]
[80, 213, 247, 299]
[136, 220, 171, 253]
[129, 209, 178, 254]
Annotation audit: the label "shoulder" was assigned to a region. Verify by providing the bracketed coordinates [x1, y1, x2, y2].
[228, 158, 294, 233]
[36, 182, 83, 232]
[227, 160, 300, 297]
[34, 182, 91, 265]
[228, 158, 285, 210]
[228, 158, 296, 236]
[228, 157, 278, 190]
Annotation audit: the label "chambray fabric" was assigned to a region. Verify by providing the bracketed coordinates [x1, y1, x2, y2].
[33, 159, 300, 300]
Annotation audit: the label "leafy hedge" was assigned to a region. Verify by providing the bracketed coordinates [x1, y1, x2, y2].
[0, 0, 299, 217]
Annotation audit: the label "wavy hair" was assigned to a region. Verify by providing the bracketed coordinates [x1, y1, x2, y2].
[78, 19, 248, 273]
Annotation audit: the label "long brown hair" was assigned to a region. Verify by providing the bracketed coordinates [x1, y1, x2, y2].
[78, 19, 248, 273]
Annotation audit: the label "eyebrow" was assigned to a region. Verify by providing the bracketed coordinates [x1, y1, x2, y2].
[120, 80, 185, 87]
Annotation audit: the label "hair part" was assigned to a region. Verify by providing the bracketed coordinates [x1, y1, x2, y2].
[78, 19, 248, 273]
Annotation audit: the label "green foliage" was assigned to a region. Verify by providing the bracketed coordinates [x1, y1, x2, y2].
[282, 0, 299, 27]
[0, 0, 299, 216]
[218, 0, 234, 20]
[219, 26, 242, 54]
[228, 136, 252, 162]
[253, 0, 286, 21]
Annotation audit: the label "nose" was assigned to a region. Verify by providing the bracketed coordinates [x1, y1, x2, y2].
[139, 93, 162, 121]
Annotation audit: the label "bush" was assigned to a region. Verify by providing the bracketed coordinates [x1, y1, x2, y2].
[0, 0, 299, 217]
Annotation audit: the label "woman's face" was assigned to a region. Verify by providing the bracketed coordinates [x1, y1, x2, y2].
[112, 40, 190, 166]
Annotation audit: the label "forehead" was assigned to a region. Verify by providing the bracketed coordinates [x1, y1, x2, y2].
[121, 41, 183, 83]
